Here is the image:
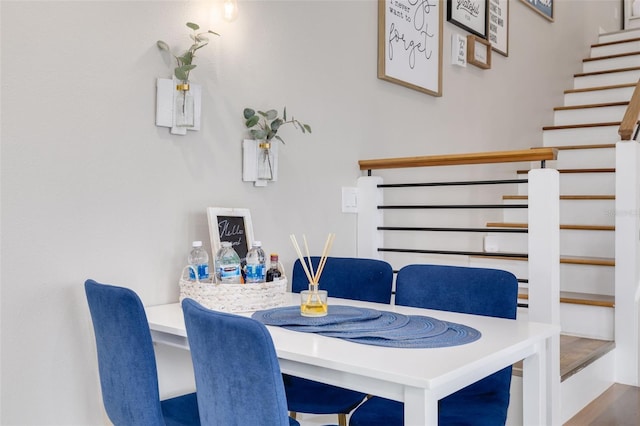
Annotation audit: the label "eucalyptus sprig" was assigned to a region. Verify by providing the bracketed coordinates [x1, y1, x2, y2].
[243, 107, 312, 144]
[157, 22, 219, 82]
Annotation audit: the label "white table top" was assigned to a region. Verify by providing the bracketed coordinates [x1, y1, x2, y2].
[146, 293, 559, 402]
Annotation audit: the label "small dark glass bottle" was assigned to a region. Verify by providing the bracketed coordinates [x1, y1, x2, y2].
[266, 253, 282, 282]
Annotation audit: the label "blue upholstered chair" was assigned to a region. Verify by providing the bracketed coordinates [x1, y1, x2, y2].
[182, 298, 300, 426]
[84, 279, 199, 426]
[287, 256, 394, 426]
[349, 264, 518, 426]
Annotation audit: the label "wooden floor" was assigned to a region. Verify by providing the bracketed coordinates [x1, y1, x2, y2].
[565, 384, 640, 425]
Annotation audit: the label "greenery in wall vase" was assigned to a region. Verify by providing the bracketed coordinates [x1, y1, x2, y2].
[243, 107, 312, 144]
[157, 22, 219, 82]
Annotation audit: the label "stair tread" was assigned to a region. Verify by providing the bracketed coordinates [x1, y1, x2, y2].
[486, 222, 615, 231]
[541, 143, 616, 150]
[584, 50, 640, 62]
[473, 254, 615, 266]
[513, 335, 615, 381]
[518, 288, 615, 308]
[575, 66, 640, 77]
[516, 168, 615, 174]
[554, 101, 628, 111]
[591, 36, 640, 48]
[502, 194, 615, 200]
[543, 121, 623, 131]
[564, 83, 636, 94]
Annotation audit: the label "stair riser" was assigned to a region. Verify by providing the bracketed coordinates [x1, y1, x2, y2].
[548, 148, 616, 169]
[468, 258, 613, 295]
[560, 303, 614, 340]
[591, 40, 640, 57]
[504, 199, 615, 226]
[599, 28, 640, 43]
[564, 86, 634, 106]
[516, 173, 616, 196]
[486, 230, 614, 258]
[582, 55, 640, 73]
[574, 69, 640, 88]
[542, 126, 621, 146]
[553, 105, 628, 126]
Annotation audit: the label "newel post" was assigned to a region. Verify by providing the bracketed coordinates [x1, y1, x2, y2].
[527, 168, 561, 425]
[356, 176, 384, 259]
[615, 141, 640, 386]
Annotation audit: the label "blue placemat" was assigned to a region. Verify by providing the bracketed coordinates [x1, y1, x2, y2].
[343, 321, 481, 348]
[285, 310, 410, 334]
[316, 315, 448, 340]
[251, 305, 382, 326]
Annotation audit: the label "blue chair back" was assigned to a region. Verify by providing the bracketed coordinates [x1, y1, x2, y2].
[395, 264, 518, 319]
[182, 298, 293, 426]
[292, 257, 393, 303]
[84, 279, 166, 425]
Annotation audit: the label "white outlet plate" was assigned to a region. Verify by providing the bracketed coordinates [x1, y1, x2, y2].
[342, 187, 358, 213]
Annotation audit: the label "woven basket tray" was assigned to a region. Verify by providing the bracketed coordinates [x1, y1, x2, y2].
[179, 266, 287, 313]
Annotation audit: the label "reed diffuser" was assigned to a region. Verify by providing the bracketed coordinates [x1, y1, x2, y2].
[290, 233, 335, 317]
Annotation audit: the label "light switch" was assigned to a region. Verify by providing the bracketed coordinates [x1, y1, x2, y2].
[342, 187, 358, 213]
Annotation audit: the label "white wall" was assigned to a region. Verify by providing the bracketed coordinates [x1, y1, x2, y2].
[0, 0, 620, 424]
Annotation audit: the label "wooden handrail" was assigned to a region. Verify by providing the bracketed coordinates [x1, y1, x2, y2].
[358, 148, 557, 171]
[618, 78, 640, 140]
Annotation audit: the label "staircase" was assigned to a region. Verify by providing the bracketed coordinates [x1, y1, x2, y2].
[469, 28, 640, 422]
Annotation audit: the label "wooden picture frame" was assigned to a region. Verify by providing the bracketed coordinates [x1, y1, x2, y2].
[467, 35, 491, 69]
[447, 0, 488, 39]
[520, 0, 553, 22]
[207, 207, 254, 261]
[488, 0, 509, 56]
[377, 0, 443, 97]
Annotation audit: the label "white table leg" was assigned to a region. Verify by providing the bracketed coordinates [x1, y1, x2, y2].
[523, 336, 560, 426]
[404, 386, 437, 426]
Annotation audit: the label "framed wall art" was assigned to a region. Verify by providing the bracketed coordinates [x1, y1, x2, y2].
[447, 0, 488, 39]
[520, 0, 553, 22]
[377, 0, 443, 97]
[488, 0, 509, 56]
[467, 35, 491, 69]
[207, 207, 254, 261]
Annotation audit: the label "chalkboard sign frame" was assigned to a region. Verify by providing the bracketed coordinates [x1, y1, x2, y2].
[377, 0, 443, 97]
[207, 207, 254, 262]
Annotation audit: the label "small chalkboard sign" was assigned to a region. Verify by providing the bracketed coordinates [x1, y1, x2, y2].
[207, 207, 254, 261]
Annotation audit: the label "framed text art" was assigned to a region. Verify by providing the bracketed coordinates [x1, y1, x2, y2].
[488, 0, 508, 56]
[467, 35, 491, 69]
[207, 207, 254, 262]
[378, 0, 443, 97]
[520, 0, 553, 22]
[447, 0, 488, 39]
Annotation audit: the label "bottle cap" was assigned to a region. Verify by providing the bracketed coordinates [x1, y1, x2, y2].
[192, 241, 202, 247]
[270, 253, 278, 261]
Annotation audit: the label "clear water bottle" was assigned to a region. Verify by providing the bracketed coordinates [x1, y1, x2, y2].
[188, 241, 209, 280]
[245, 241, 266, 283]
[215, 241, 242, 284]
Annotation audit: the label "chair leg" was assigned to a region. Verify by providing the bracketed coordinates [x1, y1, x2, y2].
[289, 411, 297, 420]
[338, 413, 347, 426]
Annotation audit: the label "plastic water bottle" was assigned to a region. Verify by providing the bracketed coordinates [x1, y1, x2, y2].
[215, 241, 242, 284]
[188, 241, 209, 280]
[245, 241, 266, 283]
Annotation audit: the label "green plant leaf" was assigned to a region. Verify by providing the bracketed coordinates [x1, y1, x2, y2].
[274, 135, 285, 144]
[186, 22, 200, 31]
[265, 109, 278, 120]
[303, 124, 312, 133]
[251, 129, 267, 140]
[257, 110, 268, 117]
[283, 107, 287, 121]
[208, 30, 220, 36]
[270, 118, 283, 131]
[245, 115, 259, 128]
[243, 108, 256, 120]
[157, 40, 170, 51]
[180, 51, 194, 65]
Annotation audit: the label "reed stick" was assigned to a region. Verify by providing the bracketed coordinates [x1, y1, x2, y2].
[302, 234, 316, 281]
[289, 234, 314, 284]
[313, 233, 335, 283]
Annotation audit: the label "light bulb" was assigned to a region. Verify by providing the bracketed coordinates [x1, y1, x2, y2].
[223, 0, 238, 22]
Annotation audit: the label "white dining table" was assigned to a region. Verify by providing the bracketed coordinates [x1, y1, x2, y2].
[146, 293, 560, 426]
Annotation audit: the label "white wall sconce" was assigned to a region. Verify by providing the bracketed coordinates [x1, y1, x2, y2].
[156, 78, 202, 135]
[242, 139, 279, 187]
[222, 0, 239, 22]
